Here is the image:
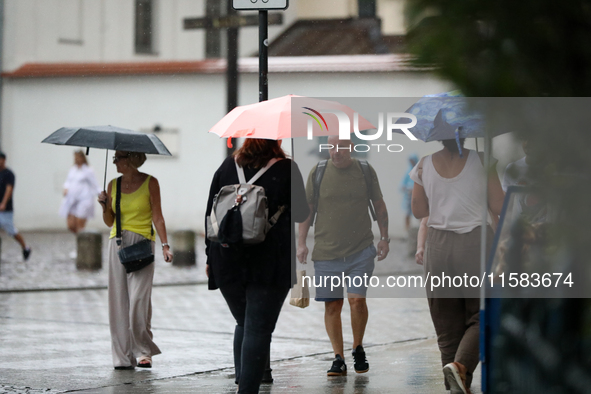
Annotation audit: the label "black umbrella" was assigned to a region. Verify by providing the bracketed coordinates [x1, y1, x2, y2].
[42, 125, 172, 190]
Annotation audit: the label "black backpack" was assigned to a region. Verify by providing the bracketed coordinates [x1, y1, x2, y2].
[310, 159, 377, 226]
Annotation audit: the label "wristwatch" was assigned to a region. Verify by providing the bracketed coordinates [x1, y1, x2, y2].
[380, 236, 390, 243]
[161, 243, 170, 249]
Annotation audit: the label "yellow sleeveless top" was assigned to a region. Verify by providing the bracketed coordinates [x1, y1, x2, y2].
[109, 176, 155, 241]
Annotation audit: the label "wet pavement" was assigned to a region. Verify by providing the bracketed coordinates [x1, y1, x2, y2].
[0, 232, 481, 393]
[0, 231, 207, 292]
[0, 232, 419, 292]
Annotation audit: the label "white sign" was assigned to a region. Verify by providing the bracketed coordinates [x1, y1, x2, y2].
[232, 0, 288, 11]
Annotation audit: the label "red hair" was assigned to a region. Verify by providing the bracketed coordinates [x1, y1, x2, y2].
[234, 139, 286, 169]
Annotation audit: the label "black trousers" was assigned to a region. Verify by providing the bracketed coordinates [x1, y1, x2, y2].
[219, 281, 290, 394]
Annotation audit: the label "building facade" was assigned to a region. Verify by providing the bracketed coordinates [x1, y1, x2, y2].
[1, 0, 450, 236]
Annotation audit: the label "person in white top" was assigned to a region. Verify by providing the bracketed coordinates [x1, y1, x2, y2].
[502, 140, 532, 192]
[59, 150, 101, 233]
[410, 138, 504, 394]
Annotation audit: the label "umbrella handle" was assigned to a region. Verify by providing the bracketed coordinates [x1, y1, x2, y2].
[103, 149, 108, 191]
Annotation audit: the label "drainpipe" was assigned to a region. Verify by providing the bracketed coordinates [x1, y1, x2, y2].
[0, 0, 4, 150]
[358, 0, 388, 54]
[205, 0, 222, 58]
[358, 0, 376, 18]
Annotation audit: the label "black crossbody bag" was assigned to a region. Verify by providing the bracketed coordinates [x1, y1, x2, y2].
[116, 177, 154, 273]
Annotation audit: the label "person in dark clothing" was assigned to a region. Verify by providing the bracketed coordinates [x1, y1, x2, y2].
[0, 152, 31, 261]
[205, 139, 309, 394]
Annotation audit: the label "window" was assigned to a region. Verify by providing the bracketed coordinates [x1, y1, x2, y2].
[58, 0, 83, 45]
[135, 0, 155, 54]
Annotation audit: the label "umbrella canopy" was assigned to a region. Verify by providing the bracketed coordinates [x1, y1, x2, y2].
[42, 125, 172, 155]
[208, 95, 375, 143]
[395, 91, 490, 142]
[42, 125, 171, 190]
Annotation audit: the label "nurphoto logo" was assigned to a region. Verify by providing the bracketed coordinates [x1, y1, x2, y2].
[302, 107, 418, 153]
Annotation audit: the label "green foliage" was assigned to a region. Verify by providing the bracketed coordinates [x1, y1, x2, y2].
[404, 1, 591, 244]
[405, 0, 591, 96]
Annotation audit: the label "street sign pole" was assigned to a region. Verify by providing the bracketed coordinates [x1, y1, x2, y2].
[226, 3, 239, 156]
[231, 4, 289, 376]
[233, 0, 288, 102]
[259, 10, 268, 102]
[185, 4, 284, 154]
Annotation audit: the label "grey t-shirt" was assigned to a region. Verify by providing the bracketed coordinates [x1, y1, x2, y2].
[306, 159, 382, 261]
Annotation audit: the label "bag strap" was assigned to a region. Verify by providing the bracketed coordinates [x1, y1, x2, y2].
[358, 160, 378, 222]
[235, 158, 280, 185]
[311, 160, 376, 224]
[269, 205, 286, 226]
[115, 177, 153, 247]
[226, 157, 285, 233]
[210, 194, 222, 238]
[116, 177, 122, 246]
[311, 160, 328, 225]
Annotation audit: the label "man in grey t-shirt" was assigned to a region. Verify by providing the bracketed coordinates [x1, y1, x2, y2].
[297, 135, 390, 376]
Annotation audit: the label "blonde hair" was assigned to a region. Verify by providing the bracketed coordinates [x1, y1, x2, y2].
[74, 150, 88, 165]
[127, 152, 147, 168]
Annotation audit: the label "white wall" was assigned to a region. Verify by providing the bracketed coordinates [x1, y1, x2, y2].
[378, 0, 406, 35]
[2, 73, 226, 232]
[2, 69, 451, 237]
[296, 0, 357, 19]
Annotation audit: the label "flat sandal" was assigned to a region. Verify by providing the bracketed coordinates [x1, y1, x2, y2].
[138, 356, 152, 368]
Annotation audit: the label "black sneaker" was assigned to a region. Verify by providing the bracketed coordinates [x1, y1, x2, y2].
[23, 247, 31, 261]
[327, 354, 347, 376]
[352, 345, 369, 373]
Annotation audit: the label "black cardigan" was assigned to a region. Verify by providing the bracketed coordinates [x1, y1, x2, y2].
[205, 157, 309, 290]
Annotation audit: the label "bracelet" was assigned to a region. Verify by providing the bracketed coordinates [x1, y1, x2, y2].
[380, 236, 390, 243]
[161, 243, 170, 250]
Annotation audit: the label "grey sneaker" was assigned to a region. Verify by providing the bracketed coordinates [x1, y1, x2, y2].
[327, 354, 347, 376]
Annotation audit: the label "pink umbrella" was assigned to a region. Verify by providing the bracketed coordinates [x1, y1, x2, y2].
[208, 94, 375, 147]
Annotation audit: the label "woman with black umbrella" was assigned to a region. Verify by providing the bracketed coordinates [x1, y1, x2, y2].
[98, 151, 173, 370]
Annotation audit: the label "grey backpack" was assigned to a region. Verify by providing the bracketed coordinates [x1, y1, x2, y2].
[206, 158, 285, 246]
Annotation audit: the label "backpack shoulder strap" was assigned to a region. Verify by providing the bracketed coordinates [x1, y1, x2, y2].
[235, 160, 247, 184]
[358, 160, 378, 221]
[235, 158, 280, 185]
[311, 160, 328, 225]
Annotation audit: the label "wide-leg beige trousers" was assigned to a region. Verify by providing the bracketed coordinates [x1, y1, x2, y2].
[108, 230, 161, 368]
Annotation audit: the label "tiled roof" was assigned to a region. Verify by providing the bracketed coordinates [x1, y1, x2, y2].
[268, 18, 406, 56]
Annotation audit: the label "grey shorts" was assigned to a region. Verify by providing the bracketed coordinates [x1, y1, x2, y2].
[0, 212, 18, 236]
[313, 244, 377, 301]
